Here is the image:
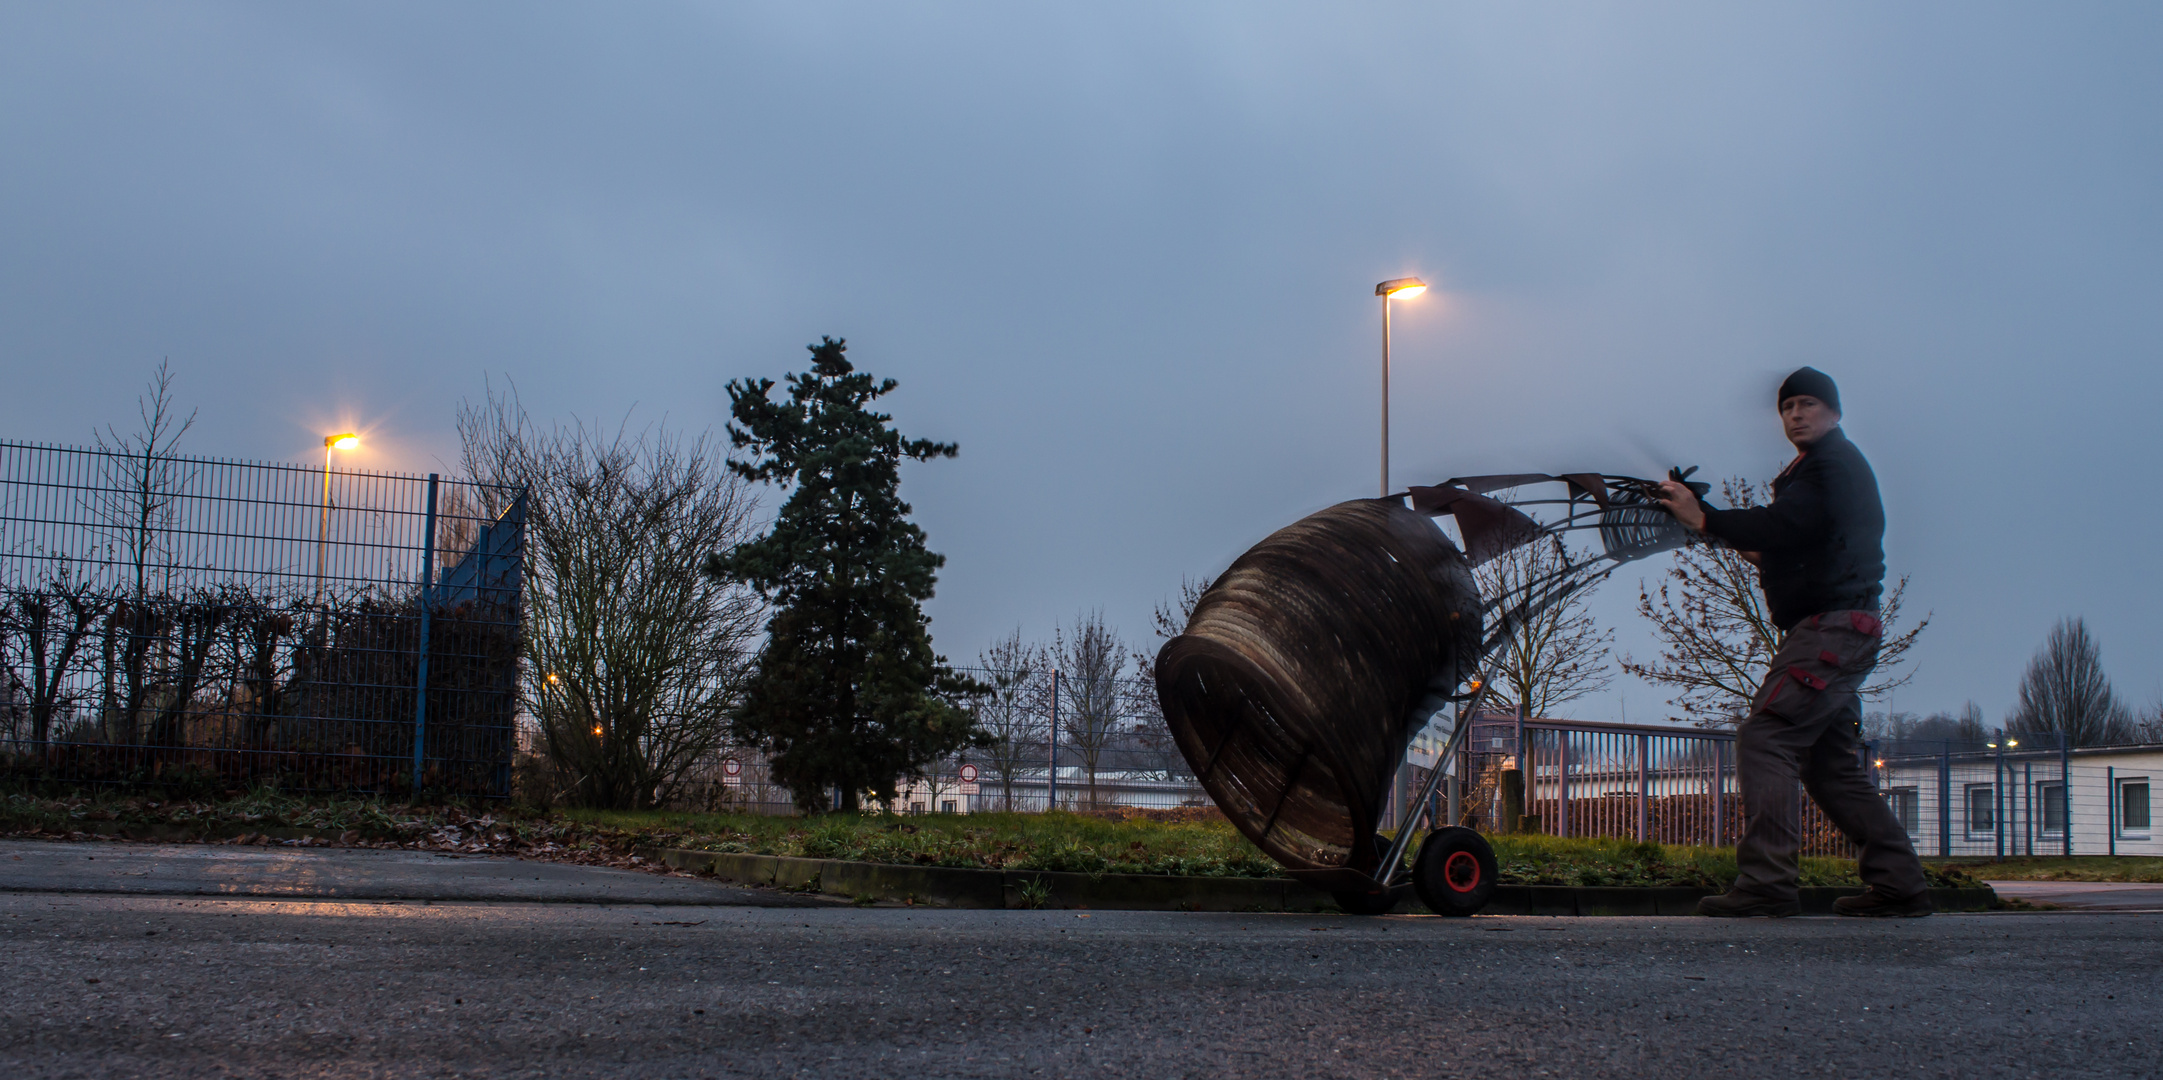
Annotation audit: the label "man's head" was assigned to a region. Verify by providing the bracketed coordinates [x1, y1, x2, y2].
[1778, 366, 1842, 449]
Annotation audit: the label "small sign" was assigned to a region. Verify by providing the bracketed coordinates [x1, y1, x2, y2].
[723, 759, 742, 777]
[959, 763, 979, 783]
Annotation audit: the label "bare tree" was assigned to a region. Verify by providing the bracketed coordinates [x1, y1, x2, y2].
[1477, 536, 1613, 720]
[1622, 478, 1927, 727]
[2134, 704, 2163, 744]
[1054, 610, 1126, 808]
[460, 387, 764, 809]
[1890, 702, 1991, 745]
[2006, 617, 2133, 747]
[91, 360, 197, 597]
[974, 628, 1049, 810]
[1861, 711, 1917, 741]
[0, 558, 110, 746]
[1134, 575, 1211, 681]
[1128, 576, 1213, 781]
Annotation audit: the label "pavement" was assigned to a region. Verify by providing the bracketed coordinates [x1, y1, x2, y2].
[1985, 879, 2163, 911]
[2, 839, 2160, 1079]
[0, 839, 833, 907]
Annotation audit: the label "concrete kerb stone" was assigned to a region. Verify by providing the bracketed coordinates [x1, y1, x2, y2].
[1474, 885, 1999, 917]
[648, 848, 2001, 915]
[649, 849, 1336, 911]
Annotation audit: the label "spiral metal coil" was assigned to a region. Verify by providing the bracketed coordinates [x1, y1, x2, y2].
[1153, 499, 1481, 882]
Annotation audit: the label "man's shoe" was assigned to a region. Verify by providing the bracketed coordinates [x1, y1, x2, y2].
[1696, 890, 1800, 918]
[1832, 889, 1933, 918]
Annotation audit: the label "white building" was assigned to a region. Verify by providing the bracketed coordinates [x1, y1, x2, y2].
[1876, 742, 2158, 858]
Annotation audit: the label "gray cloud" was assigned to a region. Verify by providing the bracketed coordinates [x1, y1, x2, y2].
[3, 2, 2158, 722]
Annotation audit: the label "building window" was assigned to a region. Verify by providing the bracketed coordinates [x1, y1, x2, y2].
[942, 800, 958, 814]
[1965, 784, 1995, 835]
[2121, 780, 2151, 835]
[2038, 783, 2067, 835]
[1885, 787, 1919, 834]
[909, 802, 925, 815]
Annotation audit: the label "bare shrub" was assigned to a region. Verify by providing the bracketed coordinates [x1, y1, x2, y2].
[459, 386, 762, 809]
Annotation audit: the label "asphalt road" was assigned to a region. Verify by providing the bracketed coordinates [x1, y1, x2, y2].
[1985, 879, 2163, 911]
[4, 887, 2157, 1079]
[0, 840, 827, 907]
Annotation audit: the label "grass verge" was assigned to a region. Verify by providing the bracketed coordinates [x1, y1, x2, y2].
[1931, 855, 2163, 883]
[2, 788, 2001, 889]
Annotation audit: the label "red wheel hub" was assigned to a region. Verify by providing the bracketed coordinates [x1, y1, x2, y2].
[1443, 850, 1481, 892]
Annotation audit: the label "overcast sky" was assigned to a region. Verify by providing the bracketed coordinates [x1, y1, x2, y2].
[4, 3, 2159, 725]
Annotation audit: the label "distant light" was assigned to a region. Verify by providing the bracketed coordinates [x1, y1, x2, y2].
[1874, 760, 1886, 769]
[2007, 739, 2019, 748]
[326, 433, 359, 450]
[592, 725, 604, 738]
[1466, 678, 1483, 692]
[546, 672, 560, 684]
[1376, 277, 1428, 299]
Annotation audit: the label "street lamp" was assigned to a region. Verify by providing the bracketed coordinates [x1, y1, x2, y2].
[316, 433, 358, 602]
[1374, 277, 1427, 497]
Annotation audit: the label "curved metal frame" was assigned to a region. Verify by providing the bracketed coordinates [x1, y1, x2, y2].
[1370, 471, 1693, 885]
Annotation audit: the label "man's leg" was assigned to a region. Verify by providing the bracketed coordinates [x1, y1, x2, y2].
[1730, 703, 1821, 903]
[1725, 617, 1881, 904]
[1801, 713, 1930, 902]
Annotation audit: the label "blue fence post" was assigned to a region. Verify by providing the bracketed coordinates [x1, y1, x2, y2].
[411, 474, 438, 796]
[1994, 741, 2006, 859]
[1047, 670, 1060, 812]
[1938, 741, 1951, 857]
[2107, 766, 2116, 857]
[2023, 760, 2033, 857]
[2061, 731, 2072, 857]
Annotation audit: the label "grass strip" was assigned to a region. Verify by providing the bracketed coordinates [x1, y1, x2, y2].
[0, 788, 2003, 888]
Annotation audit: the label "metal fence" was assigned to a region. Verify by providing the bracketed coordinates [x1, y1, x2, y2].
[0, 439, 524, 797]
[1869, 734, 2162, 859]
[672, 668, 1206, 815]
[1412, 713, 1863, 856]
[638, 649, 2163, 867]
[1413, 714, 2161, 860]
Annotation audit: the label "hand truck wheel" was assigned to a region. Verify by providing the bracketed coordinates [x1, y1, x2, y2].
[1413, 826, 1497, 916]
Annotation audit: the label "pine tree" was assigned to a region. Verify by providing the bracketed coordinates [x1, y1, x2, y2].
[709, 337, 985, 811]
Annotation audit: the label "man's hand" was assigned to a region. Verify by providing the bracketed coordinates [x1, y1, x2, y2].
[1654, 479, 1707, 532]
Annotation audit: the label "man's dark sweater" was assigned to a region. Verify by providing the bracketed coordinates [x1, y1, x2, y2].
[1698, 426, 1886, 632]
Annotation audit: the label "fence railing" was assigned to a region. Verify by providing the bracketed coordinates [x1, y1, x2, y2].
[0, 440, 524, 797]
[1414, 714, 1872, 856]
[1417, 714, 2161, 860]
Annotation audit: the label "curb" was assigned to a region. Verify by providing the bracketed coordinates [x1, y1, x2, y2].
[644, 849, 1334, 911]
[646, 848, 2002, 915]
[1478, 885, 1999, 916]
[35, 822, 363, 846]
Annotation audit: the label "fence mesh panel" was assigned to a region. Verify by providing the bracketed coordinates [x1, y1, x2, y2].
[0, 440, 523, 797]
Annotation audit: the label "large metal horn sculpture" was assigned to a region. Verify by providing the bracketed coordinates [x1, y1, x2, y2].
[1154, 471, 1695, 911]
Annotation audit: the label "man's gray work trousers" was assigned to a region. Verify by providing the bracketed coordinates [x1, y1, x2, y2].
[1732, 609, 1929, 902]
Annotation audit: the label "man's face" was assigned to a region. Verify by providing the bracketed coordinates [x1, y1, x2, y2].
[1780, 395, 1840, 449]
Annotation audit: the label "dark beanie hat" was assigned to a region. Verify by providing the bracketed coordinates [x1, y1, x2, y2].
[1778, 366, 1840, 413]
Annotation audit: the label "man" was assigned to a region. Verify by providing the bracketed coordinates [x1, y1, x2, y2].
[1654, 367, 1931, 918]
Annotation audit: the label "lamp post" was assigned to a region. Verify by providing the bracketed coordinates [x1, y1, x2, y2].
[316, 433, 358, 602]
[1374, 277, 1427, 497]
